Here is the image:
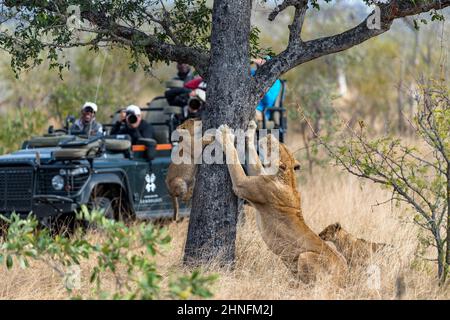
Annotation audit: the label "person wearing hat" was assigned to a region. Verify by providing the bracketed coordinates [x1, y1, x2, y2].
[70, 102, 103, 136]
[174, 63, 194, 83]
[110, 105, 154, 144]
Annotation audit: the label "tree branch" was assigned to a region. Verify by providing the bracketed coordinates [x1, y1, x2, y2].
[269, 0, 308, 47]
[81, 11, 209, 77]
[253, 0, 450, 96]
[3, 0, 210, 77]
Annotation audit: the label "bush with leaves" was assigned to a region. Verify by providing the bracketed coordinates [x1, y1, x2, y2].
[318, 78, 450, 285]
[0, 207, 217, 299]
[0, 108, 47, 154]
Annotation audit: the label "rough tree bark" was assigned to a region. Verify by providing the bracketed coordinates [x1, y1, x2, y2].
[446, 164, 450, 283]
[183, 0, 258, 266]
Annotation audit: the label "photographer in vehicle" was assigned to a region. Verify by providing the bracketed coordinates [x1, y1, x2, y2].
[70, 102, 103, 136]
[184, 88, 206, 120]
[111, 105, 154, 144]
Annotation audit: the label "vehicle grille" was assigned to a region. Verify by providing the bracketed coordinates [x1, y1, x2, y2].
[37, 169, 89, 196]
[0, 167, 34, 213]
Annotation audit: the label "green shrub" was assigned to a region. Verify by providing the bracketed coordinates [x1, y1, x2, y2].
[321, 78, 450, 284]
[0, 207, 217, 299]
[0, 109, 47, 154]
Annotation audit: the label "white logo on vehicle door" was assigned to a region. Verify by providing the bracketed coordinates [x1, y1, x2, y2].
[145, 173, 156, 193]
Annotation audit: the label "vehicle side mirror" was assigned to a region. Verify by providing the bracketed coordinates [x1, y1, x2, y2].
[137, 138, 157, 160]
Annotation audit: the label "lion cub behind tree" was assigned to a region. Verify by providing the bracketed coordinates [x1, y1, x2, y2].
[166, 118, 213, 221]
[166, 118, 200, 221]
[319, 223, 389, 268]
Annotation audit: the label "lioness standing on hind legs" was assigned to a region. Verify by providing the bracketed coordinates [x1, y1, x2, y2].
[216, 121, 348, 285]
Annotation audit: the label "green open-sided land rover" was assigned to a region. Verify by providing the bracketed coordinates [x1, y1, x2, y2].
[0, 96, 190, 224]
[0, 81, 287, 224]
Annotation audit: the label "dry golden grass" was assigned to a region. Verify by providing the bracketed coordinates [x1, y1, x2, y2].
[1, 168, 448, 300]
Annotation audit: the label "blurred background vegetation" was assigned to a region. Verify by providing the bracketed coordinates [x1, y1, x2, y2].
[253, 3, 449, 173]
[0, 2, 448, 161]
[0, 47, 170, 153]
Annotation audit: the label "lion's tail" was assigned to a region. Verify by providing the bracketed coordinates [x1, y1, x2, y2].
[172, 196, 179, 222]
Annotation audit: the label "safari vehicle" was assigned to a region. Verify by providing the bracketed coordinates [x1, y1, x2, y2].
[0, 81, 287, 224]
[0, 98, 189, 224]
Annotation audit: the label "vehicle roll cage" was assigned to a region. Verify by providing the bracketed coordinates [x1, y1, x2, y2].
[86, 79, 288, 145]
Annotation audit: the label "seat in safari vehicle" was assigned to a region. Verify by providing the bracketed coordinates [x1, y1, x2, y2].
[144, 97, 183, 144]
[27, 134, 75, 148]
[104, 138, 131, 152]
[52, 136, 102, 160]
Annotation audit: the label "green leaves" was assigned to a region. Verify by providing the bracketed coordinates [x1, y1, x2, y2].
[0, 0, 215, 75]
[6, 254, 13, 269]
[170, 270, 218, 300]
[0, 108, 47, 154]
[0, 209, 217, 299]
[250, 26, 274, 60]
[169, 0, 212, 50]
[323, 78, 450, 283]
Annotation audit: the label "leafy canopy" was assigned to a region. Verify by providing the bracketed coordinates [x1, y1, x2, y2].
[0, 0, 269, 75]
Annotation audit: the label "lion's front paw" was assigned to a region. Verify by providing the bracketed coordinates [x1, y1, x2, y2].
[248, 120, 257, 131]
[217, 124, 235, 148]
[218, 124, 231, 135]
[217, 124, 229, 146]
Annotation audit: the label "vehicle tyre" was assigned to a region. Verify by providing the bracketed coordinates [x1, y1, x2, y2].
[88, 185, 132, 222]
[90, 196, 114, 220]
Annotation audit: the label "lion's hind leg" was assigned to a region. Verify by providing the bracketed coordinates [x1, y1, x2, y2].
[296, 251, 323, 284]
[167, 177, 188, 221]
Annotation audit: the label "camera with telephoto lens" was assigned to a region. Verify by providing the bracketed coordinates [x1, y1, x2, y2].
[126, 112, 138, 124]
[188, 96, 203, 111]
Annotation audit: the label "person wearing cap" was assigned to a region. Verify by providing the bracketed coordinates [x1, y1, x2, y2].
[174, 63, 194, 83]
[70, 102, 103, 136]
[165, 64, 198, 108]
[251, 56, 282, 121]
[110, 105, 154, 144]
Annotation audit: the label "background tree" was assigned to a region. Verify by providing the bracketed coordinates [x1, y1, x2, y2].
[0, 0, 449, 267]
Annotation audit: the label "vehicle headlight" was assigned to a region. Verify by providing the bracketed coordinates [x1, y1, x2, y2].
[51, 175, 64, 191]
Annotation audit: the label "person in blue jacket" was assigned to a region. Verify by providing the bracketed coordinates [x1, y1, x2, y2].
[251, 56, 282, 121]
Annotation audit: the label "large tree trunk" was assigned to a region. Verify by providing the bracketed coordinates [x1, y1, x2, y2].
[445, 165, 450, 284]
[183, 0, 256, 267]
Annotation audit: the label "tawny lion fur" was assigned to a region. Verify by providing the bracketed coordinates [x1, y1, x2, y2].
[319, 223, 389, 268]
[216, 121, 348, 284]
[165, 118, 212, 221]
